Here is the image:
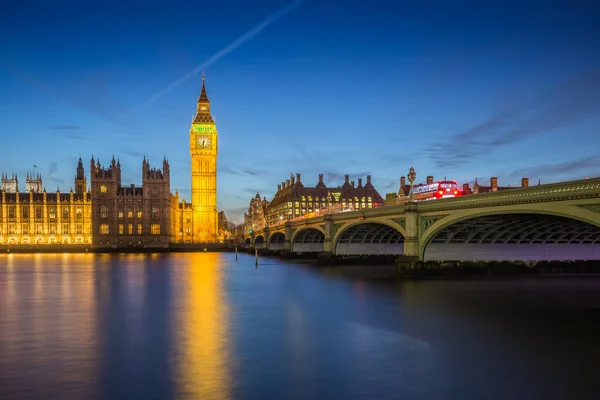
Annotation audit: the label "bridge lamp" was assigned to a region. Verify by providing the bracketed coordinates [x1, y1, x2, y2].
[249, 229, 254, 235]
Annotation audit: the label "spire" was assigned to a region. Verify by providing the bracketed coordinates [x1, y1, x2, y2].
[198, 71, 209, 103]
[193, 72, 214, 124]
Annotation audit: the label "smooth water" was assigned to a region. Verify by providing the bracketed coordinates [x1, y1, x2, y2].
[1, 253, 599, 400]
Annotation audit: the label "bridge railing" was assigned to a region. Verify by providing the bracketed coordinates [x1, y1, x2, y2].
[417, 177, 600, 211]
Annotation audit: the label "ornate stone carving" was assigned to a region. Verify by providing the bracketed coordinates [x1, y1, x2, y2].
[420, 216, 441, 232]
[393, 218, 406, 229]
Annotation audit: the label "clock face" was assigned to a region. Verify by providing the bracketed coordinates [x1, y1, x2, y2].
[196, 136, 211, 148]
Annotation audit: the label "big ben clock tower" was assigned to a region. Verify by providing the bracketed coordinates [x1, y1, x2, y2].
[190, 73, 218, 242]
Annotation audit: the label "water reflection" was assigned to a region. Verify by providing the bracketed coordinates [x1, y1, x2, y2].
[174, 253, 232, 400]
[94, 254, 174, 399]
[0, 254, 98, 399]
[2, 254, 600, 399]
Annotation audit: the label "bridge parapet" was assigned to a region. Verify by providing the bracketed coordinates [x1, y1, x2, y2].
[418, 177, 600, 212]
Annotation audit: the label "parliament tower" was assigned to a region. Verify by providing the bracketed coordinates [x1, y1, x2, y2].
[190, 74, 218, 242]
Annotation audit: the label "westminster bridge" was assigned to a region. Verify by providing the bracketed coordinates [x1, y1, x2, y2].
[242, 177, 600, 261]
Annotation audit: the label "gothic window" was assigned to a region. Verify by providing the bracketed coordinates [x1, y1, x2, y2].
[118, 210, 124, 219]
[76, 224, 83, 235]
[35, 206, 42, 219]
[127, 209, 133, 219]
[8, 206, 15, 219]
[137, 209, 142, 218]
[63, 208, 69, 220]
[22, 207, 29, 219]
[128, 224, 133, 235]
[76, 207, 82, 221]
[151, 206, 160, 218]
[100, 224, 109, 235]
[63, 224, 69, 234]
[22, 224, 29, 235]
[8, 224, 15, 234]
[118, 224, 124, 235]
[49, 224, 56, 234]
[100, 185, 107, 195]
[36, 224, 43, 234]
[137, 224, 142, 234]
[151, 224, 160, 235]
[100, 205, 108, 218]
[49, 206, 56, 220]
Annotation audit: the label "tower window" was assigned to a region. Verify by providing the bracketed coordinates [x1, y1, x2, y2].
[151, 206, 160, 218]
[100, 185, 107, 194]
[100, 224, 109, 235]
[100, 205, 108, 218]
[151, 224, 160, 235]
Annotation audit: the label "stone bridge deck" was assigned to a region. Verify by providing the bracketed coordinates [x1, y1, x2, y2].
[242, 177, 600, 261]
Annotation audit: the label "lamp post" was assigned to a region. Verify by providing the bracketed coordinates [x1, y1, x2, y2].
[407, 166, 417, 202]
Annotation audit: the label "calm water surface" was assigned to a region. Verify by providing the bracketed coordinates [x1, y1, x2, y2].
[1, 253, 600, 400]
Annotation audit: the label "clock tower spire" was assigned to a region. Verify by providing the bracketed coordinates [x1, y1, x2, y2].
[190, 73, 219, 242]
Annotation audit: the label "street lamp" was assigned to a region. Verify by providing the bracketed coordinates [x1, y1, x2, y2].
[407, 166, 417, 202]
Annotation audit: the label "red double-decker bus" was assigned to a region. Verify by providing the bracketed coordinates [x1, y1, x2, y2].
[411, 180, 461, 201]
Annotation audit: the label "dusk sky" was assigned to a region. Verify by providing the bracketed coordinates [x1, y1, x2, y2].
[1, 0, 599, 223]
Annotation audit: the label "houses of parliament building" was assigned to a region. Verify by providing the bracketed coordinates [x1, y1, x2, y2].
[0, 76, 223, 247]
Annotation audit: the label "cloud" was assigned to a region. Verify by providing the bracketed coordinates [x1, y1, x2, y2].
[48, 124, 81, 131]
[124, 150, 144, 158]
[132, 0, 304, 111]
[48, 162, 58, 176]
[507, 156, 599, 180]
[47, 177, 65, 185]
[221, 166, 266, 177]
[1, 64, 141, 136]
[427, 67, 600, 168]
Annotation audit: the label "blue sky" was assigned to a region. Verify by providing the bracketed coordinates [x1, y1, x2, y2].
[1, 0, 599, 223]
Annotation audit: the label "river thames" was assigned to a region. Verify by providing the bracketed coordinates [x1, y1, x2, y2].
[1, 253, 599, 400]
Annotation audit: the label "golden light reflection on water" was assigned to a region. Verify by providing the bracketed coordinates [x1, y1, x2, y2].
[0, 254, 98, 397]
[176, 253, 232, 400]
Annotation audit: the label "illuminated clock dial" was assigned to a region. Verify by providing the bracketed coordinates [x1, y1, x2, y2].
[197, 136, 211, 148]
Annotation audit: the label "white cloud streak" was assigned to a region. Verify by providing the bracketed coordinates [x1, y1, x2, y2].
[132, 0, 303, 111]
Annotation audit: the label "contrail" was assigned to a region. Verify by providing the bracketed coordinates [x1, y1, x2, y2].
[132, 0, 303, 112]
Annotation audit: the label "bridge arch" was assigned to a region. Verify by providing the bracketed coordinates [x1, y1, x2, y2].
[333, 222, 405, 255]
[254, 235, 265, 249]
[291, 227, 325, 253]
[268, 232, 285, 251]
[332, 219, 407, 254]
[420, 209, 600, 261]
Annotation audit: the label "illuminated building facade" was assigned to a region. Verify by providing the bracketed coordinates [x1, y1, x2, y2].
[187, 74, 219, 242]
[0, 159, 92, 245]
[90, 156, 172, 247]
[243, 193, 269, 235]
[265, 173, 384, 227]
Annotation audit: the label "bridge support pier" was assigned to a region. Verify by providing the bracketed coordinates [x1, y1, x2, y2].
[262, 226, 270, 247]
[403, 202, 420, 258]
[283, 222, 292, 251]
